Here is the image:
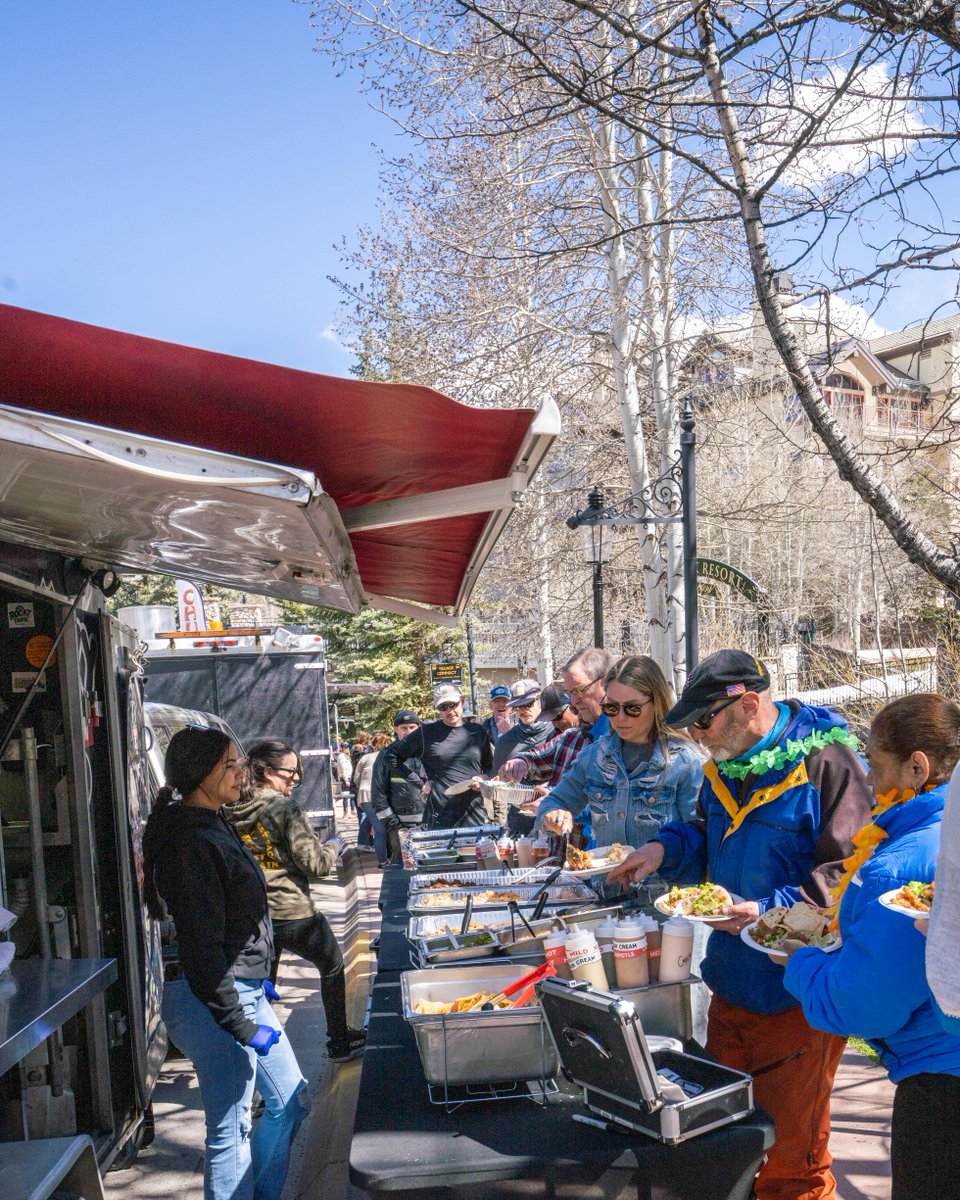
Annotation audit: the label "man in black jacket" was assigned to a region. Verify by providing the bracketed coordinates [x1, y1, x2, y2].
[490, 678, 554, 775]
[381, 685, 493, 829]
[372, 709, 426, 862]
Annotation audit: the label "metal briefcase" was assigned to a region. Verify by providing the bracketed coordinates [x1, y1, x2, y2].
[538, 976, 754, 1145]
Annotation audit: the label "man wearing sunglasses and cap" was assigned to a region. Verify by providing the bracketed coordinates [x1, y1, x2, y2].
[490, 678, 555, 776]
[380, 684, 493, 829]
[609, 649, 873, 1200]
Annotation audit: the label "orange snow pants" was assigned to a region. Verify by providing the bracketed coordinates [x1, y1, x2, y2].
[707, 994, 846, 1200]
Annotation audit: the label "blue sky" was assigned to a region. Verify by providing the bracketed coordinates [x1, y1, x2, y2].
[0, 1, 393, 375]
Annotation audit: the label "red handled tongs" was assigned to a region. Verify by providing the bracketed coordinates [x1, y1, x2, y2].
[473, 961, 557, 1011]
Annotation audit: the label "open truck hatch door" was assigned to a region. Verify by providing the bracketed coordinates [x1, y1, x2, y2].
[0, 304, 559, 625]
[0, 404, 364, 612]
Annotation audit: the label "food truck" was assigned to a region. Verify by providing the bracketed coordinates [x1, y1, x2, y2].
[0, 302, 558, 1195]
[128, 606, 338, 838]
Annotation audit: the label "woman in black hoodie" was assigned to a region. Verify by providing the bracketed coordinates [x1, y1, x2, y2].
[142, 727, 308, 1200]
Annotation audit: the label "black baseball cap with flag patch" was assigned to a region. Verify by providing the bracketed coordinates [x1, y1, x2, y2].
[665, 649, 771, 728]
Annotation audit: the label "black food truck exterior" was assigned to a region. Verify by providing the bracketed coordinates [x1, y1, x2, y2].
[129, 606, 337, 840]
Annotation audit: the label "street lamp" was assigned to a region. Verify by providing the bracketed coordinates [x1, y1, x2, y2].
[577, 487, 611, 648]
[566, 398, 699, 675]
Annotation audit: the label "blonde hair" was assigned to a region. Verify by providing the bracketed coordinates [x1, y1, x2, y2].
[603, 655, 689, 760]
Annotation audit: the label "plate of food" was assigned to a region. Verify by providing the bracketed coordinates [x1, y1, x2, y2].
[741, 902, 841, 959]
[879, 881, 934, 918]
[654, 882, 744, 921]
[563, 842, 631, 878]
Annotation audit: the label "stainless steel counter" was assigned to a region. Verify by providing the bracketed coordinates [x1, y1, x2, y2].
[0, 957, 117, 1076]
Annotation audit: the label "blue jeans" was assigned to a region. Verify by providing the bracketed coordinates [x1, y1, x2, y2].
[162, 978, 309, 1200]
[360, 801, 388, 863]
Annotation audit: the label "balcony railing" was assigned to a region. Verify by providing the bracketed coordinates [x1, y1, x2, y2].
[867, 399, 937, 437]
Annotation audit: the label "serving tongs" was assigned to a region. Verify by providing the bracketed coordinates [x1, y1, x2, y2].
[530, 865, 564, 921]
[459, 894, 475, 936]
[506, 899, 539, 944]
[471, 961, 557, 1011]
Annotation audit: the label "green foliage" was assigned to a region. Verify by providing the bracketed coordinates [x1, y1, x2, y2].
[299, 605, 467, 734]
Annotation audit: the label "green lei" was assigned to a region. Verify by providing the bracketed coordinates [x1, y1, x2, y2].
[716, 727, 861, 781]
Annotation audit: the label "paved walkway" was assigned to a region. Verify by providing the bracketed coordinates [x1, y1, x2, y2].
[106, 802, 898, 1200]
[829, 1050, 896, 1200]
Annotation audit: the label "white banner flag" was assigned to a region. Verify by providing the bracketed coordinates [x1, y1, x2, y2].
[175, 579, 207, 632]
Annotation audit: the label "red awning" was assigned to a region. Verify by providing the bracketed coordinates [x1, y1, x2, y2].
[0, 305, 558, 617]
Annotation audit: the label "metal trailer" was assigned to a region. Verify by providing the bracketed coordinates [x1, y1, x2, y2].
[0, 550, 167, 1188]
[130, 607, 336, 839]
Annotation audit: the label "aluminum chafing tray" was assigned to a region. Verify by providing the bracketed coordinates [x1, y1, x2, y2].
[402, 963, 560, 1086]
[408, 903, 622, 943]
[410, 867, 577, 894]
[407, 882, 597, 915]
[407, 824, 502, 844]
[413, 928, 506, 965]
[539, 976, 753, 1144]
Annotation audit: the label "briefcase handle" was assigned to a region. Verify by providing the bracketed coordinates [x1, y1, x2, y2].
[562, 1026, 612, 1059]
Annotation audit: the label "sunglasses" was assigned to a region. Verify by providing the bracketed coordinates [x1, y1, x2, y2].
[691, 694, 741, 730]
[437, 702, 460, 712]
[600, 697, 652, 718]
[568, 677, 603, 698]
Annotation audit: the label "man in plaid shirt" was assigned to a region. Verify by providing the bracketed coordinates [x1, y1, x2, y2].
[500, 683, 585, 788]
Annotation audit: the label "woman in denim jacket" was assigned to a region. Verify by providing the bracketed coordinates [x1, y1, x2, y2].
[538, 655, 703, 898]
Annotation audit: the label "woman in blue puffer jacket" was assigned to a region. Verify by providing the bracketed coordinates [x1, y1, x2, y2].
[537, 654, 703, 899]
[783, 692, 960, 1200]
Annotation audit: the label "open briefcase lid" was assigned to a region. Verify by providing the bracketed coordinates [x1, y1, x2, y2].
[538, 976, 667, 1114]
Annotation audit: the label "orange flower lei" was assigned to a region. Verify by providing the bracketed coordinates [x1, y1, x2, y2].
[826, 787, 917, 931]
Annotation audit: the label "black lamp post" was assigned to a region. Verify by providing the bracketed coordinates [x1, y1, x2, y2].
[579, 487, 608, 648]
[566, 399, 699, 674]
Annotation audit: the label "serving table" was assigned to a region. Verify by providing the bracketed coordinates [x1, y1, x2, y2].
[349, 868, 775, 1200]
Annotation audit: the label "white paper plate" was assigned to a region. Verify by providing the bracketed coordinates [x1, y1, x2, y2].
[562, 845, 633, 879]
[878, 887, 932, 919]
[653, 887, 745, 922]
[740, 919, 841, 960]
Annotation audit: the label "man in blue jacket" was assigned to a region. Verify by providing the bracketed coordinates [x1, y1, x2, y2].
[610, 649, 873, 1200]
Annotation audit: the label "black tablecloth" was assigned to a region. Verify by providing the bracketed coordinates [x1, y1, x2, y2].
[351, 877, 775, 1199]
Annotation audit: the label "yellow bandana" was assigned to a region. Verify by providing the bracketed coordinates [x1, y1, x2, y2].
[826, 787, 916, 930]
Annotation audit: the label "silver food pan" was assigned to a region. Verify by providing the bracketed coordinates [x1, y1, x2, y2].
[402, 963, 560, 1086]
[407, 824, 502, 844]
[407, 882, 597, 915]
[407, 903, 621, 942]
[413, 928, 505, 965]
[410, 867, 577, 894]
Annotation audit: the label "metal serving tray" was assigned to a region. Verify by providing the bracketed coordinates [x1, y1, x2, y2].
[407, 882, 597, 915]
[407, 824, 502, 844]
[408, 903, 622, 943]
[402, 963, 560, 1087]
[413, 929, 506, 965]
[410, 867, 577, 894]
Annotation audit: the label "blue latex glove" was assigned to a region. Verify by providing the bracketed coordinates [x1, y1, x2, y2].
[262, 978, 280, 1002]
[327, 836, 346, 858]
[248, 1024, 282, 1057]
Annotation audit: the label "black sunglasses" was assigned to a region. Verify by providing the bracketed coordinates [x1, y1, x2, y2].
[437, 702, 459, 712]
[691, 694, 741, 730]
[600, 698, 652, 718]
[273, 766, 303, 787]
